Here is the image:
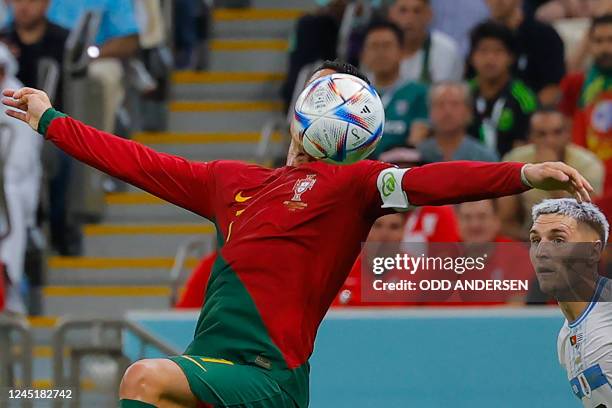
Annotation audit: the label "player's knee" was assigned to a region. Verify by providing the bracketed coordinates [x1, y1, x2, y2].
[119, 360, 164, 402]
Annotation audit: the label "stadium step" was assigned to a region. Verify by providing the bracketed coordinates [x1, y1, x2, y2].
[168, 100, 284, 133]
[212, 8, 303, 39]
[208, 39, 288, 72]
[131, 131, 284, 161]
[42, 286, 172, 316]
[46, 257, 199, 285]
[82, 223, 215, 258]
[172, 71, 285, 101]
[251, 0, 315, 9]
[104, 192, 203, 223]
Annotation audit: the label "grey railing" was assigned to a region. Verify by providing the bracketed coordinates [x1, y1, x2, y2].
[63, 11, 102, 78]
[0, 123, 14, 242]
[37, 58, 61, 105]
[337, 0, 374, 63]
[258, 60, 320, 164]
[52, 317, 179, 407]
[0, 314, 33, 407]
[169, 238, 214, 305]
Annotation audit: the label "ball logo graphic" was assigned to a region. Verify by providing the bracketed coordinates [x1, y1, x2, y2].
[292, 73, 385, 165]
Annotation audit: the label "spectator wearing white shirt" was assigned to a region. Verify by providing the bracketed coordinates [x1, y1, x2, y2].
[0, 43, 42, 314]
[388, 0, 464, 83]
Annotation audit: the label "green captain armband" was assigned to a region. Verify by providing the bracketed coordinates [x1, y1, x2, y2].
[37, 108, 68, 136]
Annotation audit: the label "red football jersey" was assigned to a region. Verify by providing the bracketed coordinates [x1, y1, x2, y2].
[41, 110, 530, 378]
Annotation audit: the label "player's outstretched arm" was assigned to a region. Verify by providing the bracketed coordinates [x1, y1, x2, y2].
[400, 160, 593, 207]
[2, 87, 215, 218]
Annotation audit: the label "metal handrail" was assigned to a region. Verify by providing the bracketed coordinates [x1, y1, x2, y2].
[257, 117, 288, 164]
[52, 317, 180, 407]
[0, 314, 33, 392]
[257, 60, 320, 165]
[169, 238, 214, 305]
[63, 10, 102, 76]
[0, 123, 14, 243]
[37, 58, 61, 104]
[336, 0, 373, 63]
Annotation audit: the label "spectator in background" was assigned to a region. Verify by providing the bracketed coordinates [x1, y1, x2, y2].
[333, 212, 407, 306]
[360, 20, 429, 157]
[430, 0, 490, 57]
[499, 108, 603, 240]
[456, 199, 513, 243]
[417, 82, 499, 162]
[559, 15, 612, 192]
[455, 199, 533, 303]
[0, 0, 68, 108]
[388, 0, 464, 83]
[175, 252, 216, 309]
[46, 0, 140, 132]
[173, 0, 209, 70]
[536, 0, 612, 71]
[0, 0, 77, 256]
[487, 0, 566, 105]
[468, 21, 538, 158]
[282, 0, 347, 110]
[378, 147, 461, 244]
[0, 43, 42, 314]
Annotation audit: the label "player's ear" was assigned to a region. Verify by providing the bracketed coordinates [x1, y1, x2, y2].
[589, 240, 603, 265]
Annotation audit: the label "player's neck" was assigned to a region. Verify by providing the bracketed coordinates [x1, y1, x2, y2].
[558, 277, 601, 323]
[497, 8, 523, 30]
[16, 20, 48, 45]
[375, 69, 400, 89]
[435, 131, 465, 160]
[478, 73, 510, 100]
[403, 31, 428, 56]
[558, 301, 591, 324]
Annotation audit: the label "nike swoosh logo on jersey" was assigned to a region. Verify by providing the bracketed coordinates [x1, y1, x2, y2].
[235, 191, 253, 203]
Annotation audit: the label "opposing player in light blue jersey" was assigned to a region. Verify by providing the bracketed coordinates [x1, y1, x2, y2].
[530, 198, 612, 407]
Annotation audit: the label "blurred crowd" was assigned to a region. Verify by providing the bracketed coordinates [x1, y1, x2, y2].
[0, 0, 610, 313]
[280, 0, 612, 307]
[0, 0, 181, 313]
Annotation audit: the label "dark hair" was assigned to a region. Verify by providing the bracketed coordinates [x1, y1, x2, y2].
[392, 0, 430, 5]
[364, 19, 405, 47]
[591, 13, 612, 33]
[469, 21, 517, 56]
[529, 106, 567, 130]
[313, 60, 371, 85]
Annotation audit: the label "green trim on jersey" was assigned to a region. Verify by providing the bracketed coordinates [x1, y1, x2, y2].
[38, 108, 68, 136]
[182, 221, 309, 408]
[510, 80, 537, 113]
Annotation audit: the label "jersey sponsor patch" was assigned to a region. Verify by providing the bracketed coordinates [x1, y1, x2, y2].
[376, 167, 411, 210]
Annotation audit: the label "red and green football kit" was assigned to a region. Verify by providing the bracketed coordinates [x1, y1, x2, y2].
[38, 109, 531, 408]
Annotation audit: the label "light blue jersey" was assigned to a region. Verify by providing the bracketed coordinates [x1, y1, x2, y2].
[558, 278, 612, 407]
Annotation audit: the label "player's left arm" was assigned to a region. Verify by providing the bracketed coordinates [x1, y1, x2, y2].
[376, 161, 593, 210]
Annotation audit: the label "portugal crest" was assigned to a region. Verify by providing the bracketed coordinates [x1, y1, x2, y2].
[284, 174, 317, 211]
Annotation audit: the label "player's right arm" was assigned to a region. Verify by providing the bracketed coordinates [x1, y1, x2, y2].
[2, 87, 215, 218]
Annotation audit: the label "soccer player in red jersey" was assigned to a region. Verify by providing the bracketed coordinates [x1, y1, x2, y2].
[2, 61, 594, 408]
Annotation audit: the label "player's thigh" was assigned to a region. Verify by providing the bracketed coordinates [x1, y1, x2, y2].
[121, 358, 198, 408]
[169, 356, 297, 408]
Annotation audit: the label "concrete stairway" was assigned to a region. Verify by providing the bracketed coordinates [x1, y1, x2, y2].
[27, 2, 312, 394]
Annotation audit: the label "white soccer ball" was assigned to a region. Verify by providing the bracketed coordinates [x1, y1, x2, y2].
[292, 73, 385, 164]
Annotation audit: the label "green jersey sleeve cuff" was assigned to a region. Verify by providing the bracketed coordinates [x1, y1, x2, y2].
[37, 108, 68, 136]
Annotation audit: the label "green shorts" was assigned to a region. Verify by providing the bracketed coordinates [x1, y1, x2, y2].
[168, 355, 298, 408]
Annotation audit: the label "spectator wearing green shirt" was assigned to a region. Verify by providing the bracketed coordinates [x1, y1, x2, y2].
[360, 20, 429, 158]
[418, 81, 499, 163]
[468, 21, 538, 158]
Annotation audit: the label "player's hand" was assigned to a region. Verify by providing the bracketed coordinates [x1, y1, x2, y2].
[2, 87, 52, 131]
[522, 162, 594, 203]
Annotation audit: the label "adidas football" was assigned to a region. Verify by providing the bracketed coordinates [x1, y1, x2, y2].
[292, 73, 385, 164]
